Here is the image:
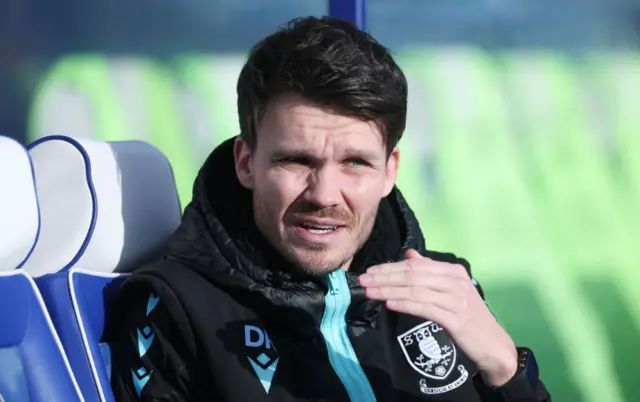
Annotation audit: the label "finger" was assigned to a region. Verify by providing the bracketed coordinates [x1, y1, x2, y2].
[365, 259, 414, 274]
[360, 271, 467, 293]
[367, 259, 469, 280]
[386, 300, 457, 326]
[365, 286, 464, 312]
[424, 277, 472, 294]
[363, 260, 464, 281]
[360, 268, 426, 287]
[405, 248, 422, 260]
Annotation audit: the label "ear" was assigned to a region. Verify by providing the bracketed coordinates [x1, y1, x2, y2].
[234, 136, 254, 190]
[382, 146, 399, 197]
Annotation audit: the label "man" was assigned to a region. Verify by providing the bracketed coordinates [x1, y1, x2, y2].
[108, 16, 551, 401]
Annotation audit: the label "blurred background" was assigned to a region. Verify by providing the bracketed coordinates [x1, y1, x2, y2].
[3, 0, 640, 400]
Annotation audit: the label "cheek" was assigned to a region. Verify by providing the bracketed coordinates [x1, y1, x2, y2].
[257, 169, 306, 214]
[343, 175, 387, 216]
[348, 169, 389, 196]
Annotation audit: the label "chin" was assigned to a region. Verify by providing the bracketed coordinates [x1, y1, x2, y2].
[287, 251, 347, 277]
[299, 265, 341, 277]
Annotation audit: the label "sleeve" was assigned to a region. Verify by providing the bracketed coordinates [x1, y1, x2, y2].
[468, 269, 552, 402]
[107, 278, 200, 402]
[425, 251, 551, 402]
[533, 381, 552, 402]
[473, 375, 552, 402]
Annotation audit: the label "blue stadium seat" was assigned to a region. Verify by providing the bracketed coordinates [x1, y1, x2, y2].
[22, 135, 182, 402]
[0, 135, 83, 402]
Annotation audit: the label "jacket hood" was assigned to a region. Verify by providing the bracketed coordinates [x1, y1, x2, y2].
[164, 138, 428, 328]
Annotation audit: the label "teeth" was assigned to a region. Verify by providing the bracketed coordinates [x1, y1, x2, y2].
[302, 224, 337, 234]
[307, 227, 335, 234]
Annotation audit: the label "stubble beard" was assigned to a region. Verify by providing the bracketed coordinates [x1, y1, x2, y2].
[252, 197, 379, 277]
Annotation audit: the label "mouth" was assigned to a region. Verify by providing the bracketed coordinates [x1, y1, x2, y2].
[291, 218, 347, 240]
[297, 223, 344, 235]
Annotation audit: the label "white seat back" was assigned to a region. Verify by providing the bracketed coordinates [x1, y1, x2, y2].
[0, 136, 39, 271]
[0, 135, 84, 402]
[22, 136, 182, 276]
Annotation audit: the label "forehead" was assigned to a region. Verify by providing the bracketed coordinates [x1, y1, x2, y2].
[257, 95, 385, 153]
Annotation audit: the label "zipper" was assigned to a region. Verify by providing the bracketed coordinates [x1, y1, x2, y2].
[320, 269, 377, 402]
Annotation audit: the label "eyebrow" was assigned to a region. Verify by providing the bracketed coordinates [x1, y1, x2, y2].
[341, 147, 382, 162]
[270, 147, 382, 162]
[270, 148, 313, 160]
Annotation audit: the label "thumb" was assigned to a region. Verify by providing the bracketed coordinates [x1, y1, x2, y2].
[404, 248, 423, 260]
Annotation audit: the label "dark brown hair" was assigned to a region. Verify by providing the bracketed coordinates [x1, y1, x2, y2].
[236, 16, 408, 154]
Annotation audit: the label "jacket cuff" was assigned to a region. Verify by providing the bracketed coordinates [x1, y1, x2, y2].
[473, 374, 552, 402]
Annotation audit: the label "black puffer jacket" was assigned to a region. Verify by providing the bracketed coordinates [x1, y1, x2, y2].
[108, 138, 550, 402]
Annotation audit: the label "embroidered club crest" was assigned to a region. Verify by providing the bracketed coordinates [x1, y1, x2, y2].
[397, 321, 469, 395]
[397, 321, 457, 380]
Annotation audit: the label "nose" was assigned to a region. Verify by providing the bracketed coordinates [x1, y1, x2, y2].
[303, 166, 342, 208]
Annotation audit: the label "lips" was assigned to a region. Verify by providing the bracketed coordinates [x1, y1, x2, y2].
[292, 218, 347, 237]
[298, 218, 345, 230]
[299, 223, 340, 234]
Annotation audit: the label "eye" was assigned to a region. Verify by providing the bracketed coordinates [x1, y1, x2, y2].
[279, 157, 309, 165]
[347, 158, 368, 167]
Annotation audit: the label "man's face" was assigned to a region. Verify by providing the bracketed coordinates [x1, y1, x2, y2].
[234, 94, 399, 276]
